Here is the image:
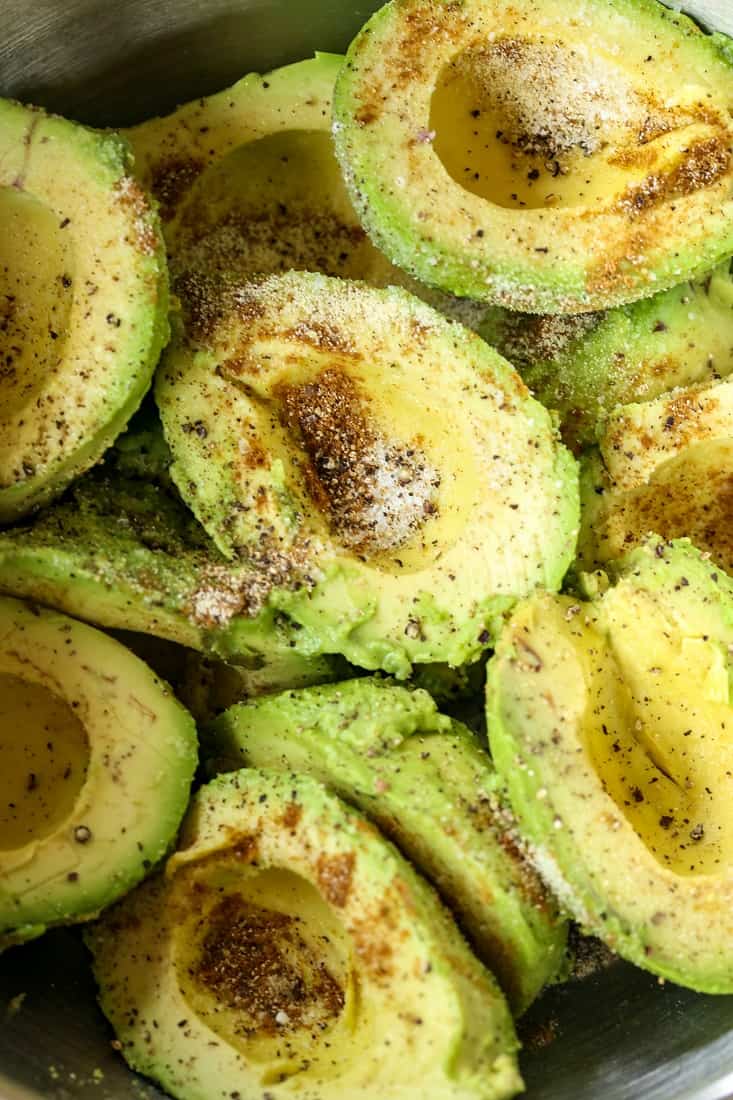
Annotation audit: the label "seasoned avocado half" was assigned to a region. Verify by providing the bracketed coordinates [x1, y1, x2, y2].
[334, 0, 733, 312]
[126, 53, 485, 329]
[0, 99, 168, 521]
[487, 537, 733, 991]
[87, 768, 522, 1100]
[0, 596, 197, 950]
[205, 678, 567, 1014]
[577, 376, 733, 572]
[481, 263, 733, 451]
[157, 271, 578, 676]
[0, 473, 328, 671]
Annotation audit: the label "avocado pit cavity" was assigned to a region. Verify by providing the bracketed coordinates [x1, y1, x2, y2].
[278, 367, 440, 556]
[0, 672, 89, 851]
[430, 37, 729, 213]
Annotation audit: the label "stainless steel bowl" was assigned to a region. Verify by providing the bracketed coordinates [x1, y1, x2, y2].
[1, 2, 733, 1097]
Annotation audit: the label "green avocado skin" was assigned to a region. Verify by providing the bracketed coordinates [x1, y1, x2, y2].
[205, 677, 567, 1014]
[487, 537, 733, 992]
[481, 263, 733, 451]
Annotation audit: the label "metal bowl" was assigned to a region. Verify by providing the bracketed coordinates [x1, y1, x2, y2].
[1, 2, 733, 1097]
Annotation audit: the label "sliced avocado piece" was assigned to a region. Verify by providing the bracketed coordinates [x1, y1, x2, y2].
[481, 263, 733, 450]
[157, 270, 578, 676]
[205, 677, 568, 1015]
[0, 99, 169, 522]
[86, 768, 523, 1100]
[0, 596, 197, 950]
[0, 473, 320, 669]
[334, 0, 733, 312]
[577, 376, 733, 572]
[487, 536, 733, 992]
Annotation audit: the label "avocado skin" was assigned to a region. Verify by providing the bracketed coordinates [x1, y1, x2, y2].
[487, 537, 733, 992]
[87, 767, 523, 1100]
[205, 677, 567, 1014]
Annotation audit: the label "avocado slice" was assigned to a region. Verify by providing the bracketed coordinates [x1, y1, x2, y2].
[86, 768, 523, 1100]
[0, 99, 169, 522]
[481, 263, 733, 451]
[577, 375, 733, 572]
[333, 0, 733, 312]
[0, 596, 197, 950]
[205, 677, 568, 1015]
[487, 536, 733, 992]
[156, 270, 578, 676]
[0, 472, 326, 670]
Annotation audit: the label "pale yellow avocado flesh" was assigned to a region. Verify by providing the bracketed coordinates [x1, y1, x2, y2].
[579, 379, 733, 571]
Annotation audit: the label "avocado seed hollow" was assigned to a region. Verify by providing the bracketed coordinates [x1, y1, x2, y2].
[0, 672, 89, 851]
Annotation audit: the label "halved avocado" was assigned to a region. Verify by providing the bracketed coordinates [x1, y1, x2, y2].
[0, 472, 328, 671]
[86, 768, 523, 1100]
[0, 99, 168, 521]
[156, 270, 579, 676]
[125, 53, 487, 330]
[577, 376, 733, 572]
[487, 537, 733, 991]
[0, 596, 197, 950]
[126, 54, 398, 285]
[333, 0, 733, 312]
[205, 677, 568, 1015]
[481, 263, 733, 451]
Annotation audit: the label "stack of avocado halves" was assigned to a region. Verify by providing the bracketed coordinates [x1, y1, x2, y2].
[2, 1, 733, 1097]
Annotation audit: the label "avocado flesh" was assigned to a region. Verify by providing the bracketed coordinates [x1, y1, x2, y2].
[0, 473, 324, 670]
[577, 377, 733, 572]
[0, 596, 197, 950]
[487, 538, 733, 991]
[0, 98, 169, 521]
[205, 678, 567, 1015]
[156, 270, 579, 676]
[86, 768, 523, 1100]
[481, 263, 733, 451]
[333, 0, 733, 312]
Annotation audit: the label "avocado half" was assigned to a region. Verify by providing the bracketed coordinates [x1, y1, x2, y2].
[87, 768, 522, 1100]
[487, 537, 733, 992]
[0, 99, 169, 521]
[126, 52, 488, 331]
[156, 270, 579, 676]
[333, 0, 733, 313]
[205, 677, 568, 1015]
[578, 375, 733, 573]
[481, 262, 733, 451]
[0, 596, 197, 950]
